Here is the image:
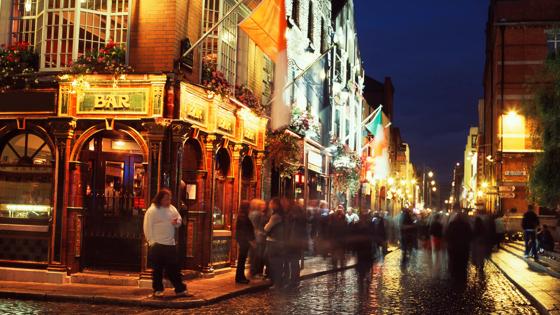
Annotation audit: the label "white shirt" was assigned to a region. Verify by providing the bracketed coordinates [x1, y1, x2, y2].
[346, 212, 359, 224]
[143, 203, 182, 246]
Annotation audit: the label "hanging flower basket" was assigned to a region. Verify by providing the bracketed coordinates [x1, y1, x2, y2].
[290, 107, 320, 136]
[331, 141, 362, 196]
[266, 129, 302, 178]
[0, 41, 39, 91]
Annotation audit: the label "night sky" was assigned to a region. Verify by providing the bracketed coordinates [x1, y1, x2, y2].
[355, 1, 488, 190]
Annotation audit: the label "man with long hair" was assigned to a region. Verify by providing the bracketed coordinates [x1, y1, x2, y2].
[143, 188, 191, 298]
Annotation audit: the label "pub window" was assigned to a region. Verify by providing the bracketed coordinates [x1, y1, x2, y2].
[10, 0, 130, 70]
[0, 132, 53, 221]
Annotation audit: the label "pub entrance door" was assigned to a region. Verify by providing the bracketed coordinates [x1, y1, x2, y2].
[81, 131, 146, 271]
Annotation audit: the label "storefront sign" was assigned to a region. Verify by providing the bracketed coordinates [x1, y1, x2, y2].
[77, 89, 149, 114]
[0, 91, 56, 114]
[308, 151, 323, 173]
[216, 109, 235, 137]
[499, 185, 516, 192]
[499, 192, 516, 199]
[505, 170, 527, 176]
[243, 124, 257, 145]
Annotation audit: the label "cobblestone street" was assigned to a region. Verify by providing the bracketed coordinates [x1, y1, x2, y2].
[0, 250, 538, 315]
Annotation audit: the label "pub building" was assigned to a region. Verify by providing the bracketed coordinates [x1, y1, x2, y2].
[0, 0, 267, 284]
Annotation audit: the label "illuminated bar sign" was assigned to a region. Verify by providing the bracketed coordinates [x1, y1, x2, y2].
[77, 88, 149, 114]
[216, 108, 236, 137]
[308, 151, 323, 173]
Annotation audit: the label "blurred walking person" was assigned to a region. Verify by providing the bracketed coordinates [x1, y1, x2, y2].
[249, 199, 267, 278]
[372, 211, 387, 259]
[399, 208, 416, 268]
[329, 206, 348, 268]
[285, 201, 307, 287]
[264, 198, 285, 289]
[355, 211, 374, 291]
[235, 201, 255, 284]
[494, 213, 505, 250]
[471, 216, 488, 275]
[429, 213, 444, 277]
[446, 212, 472, 283]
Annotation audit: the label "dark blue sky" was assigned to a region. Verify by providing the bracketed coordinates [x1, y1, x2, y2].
[355, 1, 488, 186]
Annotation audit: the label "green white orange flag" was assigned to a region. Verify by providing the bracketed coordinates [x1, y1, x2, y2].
[239, 0, 289, 129]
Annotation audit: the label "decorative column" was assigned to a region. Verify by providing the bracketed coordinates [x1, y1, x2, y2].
[140, 118, 168, 277]
[229, 144, 243, 267]
[170, 120, 190, 264]
[201, 134, 217, 273]
[255, 152, 265, 200]
[48, 117, 76, 272]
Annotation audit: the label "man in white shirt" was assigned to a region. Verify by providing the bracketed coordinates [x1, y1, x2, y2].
[345, 207, 360, 224]
[143, 188, 190, 298]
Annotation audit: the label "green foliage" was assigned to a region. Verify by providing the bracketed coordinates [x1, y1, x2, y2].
[524, 55, 560, 208]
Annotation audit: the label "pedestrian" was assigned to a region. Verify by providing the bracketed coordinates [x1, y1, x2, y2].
[471, 216, 488, 274]
[537, 225, 554, 252]
[316, 201, 330, 257]
[372, 211, 387, 258]
[494, 213, 505, 249]
[235, 200, 256, 284]
[521, 205, 540, 260]
[285, 201, 307, 287]
[355, 211, 374, 290]
[143, 188, 190, 298]
[249, 199, 267, 278]
[446, 212, 472, 283]
[329, 206, 348, 268]
[429, 213, 444, 277]
[345, 207, 360, 224]
[264, 197, 285, 289]
[399, 208, 416, 268]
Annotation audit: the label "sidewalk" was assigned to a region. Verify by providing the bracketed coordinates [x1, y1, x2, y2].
[491, 249, 560, 314]
[0, 256, 356, 309]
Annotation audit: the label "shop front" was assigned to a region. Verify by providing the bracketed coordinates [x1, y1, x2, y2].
[304, 147, 329, 208]
[179, 83, 266, 272]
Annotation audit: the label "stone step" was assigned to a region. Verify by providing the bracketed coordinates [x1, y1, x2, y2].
[70, 273, 139, 286]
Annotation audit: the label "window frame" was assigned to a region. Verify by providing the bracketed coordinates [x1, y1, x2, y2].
[9, 0, 131, 71]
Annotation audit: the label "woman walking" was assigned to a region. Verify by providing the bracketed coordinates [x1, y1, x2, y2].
[264, 198, 285, 289]
[235, 200, 255, 284]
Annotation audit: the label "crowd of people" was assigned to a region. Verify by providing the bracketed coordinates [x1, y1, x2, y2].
[234, 198, 397, 288]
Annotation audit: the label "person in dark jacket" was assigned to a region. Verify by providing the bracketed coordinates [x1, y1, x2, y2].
[235, 200, 255, 283]
[399, 208, 416, 268]
[446, 212, 472, 283]
[285, 201, 307, 287]
[264, 198, 285, 288]
[522, 205, 540, 260]
[538, 225, 555, 252]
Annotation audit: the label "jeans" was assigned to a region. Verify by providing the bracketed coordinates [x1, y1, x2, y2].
[149, 243, 186, 293]
[236, 242, 250, 281]
[524, 230, 538, 259]
[266, 240, 284, 286]
[250, 241, 266, 276]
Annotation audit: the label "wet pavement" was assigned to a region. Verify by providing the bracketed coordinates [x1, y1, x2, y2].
[0, 250, 538, 315]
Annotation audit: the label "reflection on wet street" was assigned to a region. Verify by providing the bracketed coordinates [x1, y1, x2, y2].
[0, 250, 537, 315]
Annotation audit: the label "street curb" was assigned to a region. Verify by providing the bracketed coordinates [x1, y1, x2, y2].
[501, 245, 560, 279]
[0, 260, 360, 309]
[490, 256, 550, 315]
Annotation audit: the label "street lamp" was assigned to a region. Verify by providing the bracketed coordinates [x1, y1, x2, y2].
[432, 187, 437, 192]
[430, 180, 435, 186]
[428, 171, 434, 178]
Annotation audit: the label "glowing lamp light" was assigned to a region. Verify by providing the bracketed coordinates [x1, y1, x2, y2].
[25, 0, 31, 12]
[295, 173, 305, 184]
[430, 180, 435, 186]
[481, 182, 489, 189]
[387, 177, 395, 185]
[477, 191, 484, 197]
[428, 171, 434, 178]
[411, 179, 417, 185]
[432, 187, 437, 192]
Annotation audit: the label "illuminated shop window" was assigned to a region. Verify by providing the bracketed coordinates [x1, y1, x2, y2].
[10, 0, 130, 70]
[0, 132, 53, 220]
[499, 111, 526, 152]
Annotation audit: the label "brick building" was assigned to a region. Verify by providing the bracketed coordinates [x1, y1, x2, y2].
[0, 0, 268, 283]
[479, 0, 560, 215]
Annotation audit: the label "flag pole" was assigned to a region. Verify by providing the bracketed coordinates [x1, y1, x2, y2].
[264, 45, 335, 108]
[181, 0, 247, 60]
[341, 104, 383, 143]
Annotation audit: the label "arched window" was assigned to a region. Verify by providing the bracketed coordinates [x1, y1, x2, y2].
[0, 131, 53, 221]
